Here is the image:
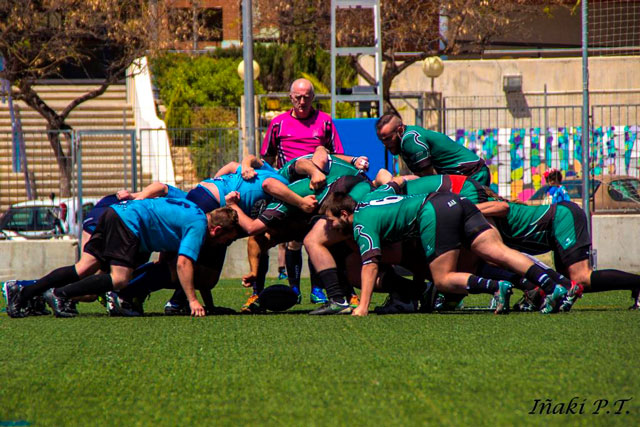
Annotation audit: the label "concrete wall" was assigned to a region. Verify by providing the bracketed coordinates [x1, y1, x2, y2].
[0, 240, 78, 282]
[591, 215, 640, 271]
[0, 238, 305, 282]
[362, 55, 640, 99]
[385, 56, 640, 99]
[1, 216, 637, 280]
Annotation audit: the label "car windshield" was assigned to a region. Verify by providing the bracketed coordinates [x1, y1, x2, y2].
[0, 206, 59, 232]
[529, 179, 601, 200]
[607, 179, 640, 203]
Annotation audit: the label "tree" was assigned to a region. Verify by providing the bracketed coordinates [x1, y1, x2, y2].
[0, 0, 176, 196]
[255, 0, 568, 115]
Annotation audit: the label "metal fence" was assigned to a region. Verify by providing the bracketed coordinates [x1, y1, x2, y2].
[420, 102, 640, 212]
[0, 126, 241, 215]
[1, 106, 639, 229]
[161, 127, 240, 190]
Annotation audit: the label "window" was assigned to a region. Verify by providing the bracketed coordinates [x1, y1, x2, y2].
[168, 6, 222, 47]
[608, 179, 640, 203]
[199, 8, 222, 42]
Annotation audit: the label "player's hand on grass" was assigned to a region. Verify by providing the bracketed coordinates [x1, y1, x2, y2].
[309, 171, 327, 191]
[241, 166, 257, 180]
[190, 300, 206, 317]
[225, 191, 241, 205]
[242, 273, 257, 287]
[299, 195, 318, 213]
[352, 305, 368, 317]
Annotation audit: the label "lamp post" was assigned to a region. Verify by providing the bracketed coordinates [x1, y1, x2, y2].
[241, 0, 257, 155]
[238, 59, 260, 160]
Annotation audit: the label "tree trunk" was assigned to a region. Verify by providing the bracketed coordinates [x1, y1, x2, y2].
[381, 56, 425, 117]
[46, 126, 73, 198]
[15, 84, 74, 196]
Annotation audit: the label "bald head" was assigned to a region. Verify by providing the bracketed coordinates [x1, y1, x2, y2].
[290, 78, 315, 95]
[289, 78, 315, 119]
[376, 113, 404, 155]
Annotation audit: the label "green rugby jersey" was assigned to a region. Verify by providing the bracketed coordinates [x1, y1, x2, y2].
[353, 188, 431, 264]
[401, 126, 485, 177]
[404, 175, 487, 204]
[259, 158, 366, 226]
[495, 202, 556, 255]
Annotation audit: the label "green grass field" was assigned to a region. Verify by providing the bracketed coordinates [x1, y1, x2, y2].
[1, 278, 638, 426]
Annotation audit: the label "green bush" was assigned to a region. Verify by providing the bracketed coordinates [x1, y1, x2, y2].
[191, 106, 238, 128]
[151, 52, 263, 130]
[150, 45, 359, 167]
[190, 128, 239, 179]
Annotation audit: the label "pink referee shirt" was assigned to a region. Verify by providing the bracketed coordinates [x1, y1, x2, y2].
[260, 108, 344, 168]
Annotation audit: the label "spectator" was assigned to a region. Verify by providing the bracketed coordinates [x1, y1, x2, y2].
[544, 168, 571, 204]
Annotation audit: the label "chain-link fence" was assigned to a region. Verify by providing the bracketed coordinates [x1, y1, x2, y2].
[1, 107, 637, 239]
[163, 127, 240, 190]
[420, 99, 640, 212]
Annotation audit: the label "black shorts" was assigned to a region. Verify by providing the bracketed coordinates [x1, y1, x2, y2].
[552, 202, 591, 269]
[83, 194, 119, 234]
[419, 193, 492, 263]
[84, 207, 146, 269]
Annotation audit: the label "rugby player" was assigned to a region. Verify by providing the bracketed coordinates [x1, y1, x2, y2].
[320, 184, 570, 316]
[376, 114, 491, 185]
[478, 199, 640, 311]
[5, 199, 239, 318]
[228, 155, 369, 311]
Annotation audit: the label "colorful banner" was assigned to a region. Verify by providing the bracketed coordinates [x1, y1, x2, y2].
[453, 126, 640, 200]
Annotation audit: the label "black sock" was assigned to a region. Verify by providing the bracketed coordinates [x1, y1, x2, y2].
[411, 280, 429, 300]
[168, 288, 187, 304]
[337, 267, 355, 296]
[285, 247, 302, 288]
[252, 252, 269, 294]
[543, 268, 572, 289]
[278, 266, 286, 274]
[518, 279, 538, 292]
[466, 275, 499, 294]
[589, 269, 640, 292]
[22, 265, 79, 299]
[525, 264, 555, 295]
[317, 268, 346, 302]
[476, 263, 521, 284]
[119, 262, 172, 300]
[55, 274, 114, 299]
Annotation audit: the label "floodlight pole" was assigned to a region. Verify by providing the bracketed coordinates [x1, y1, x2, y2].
[581, 0, 591, 231]
[242, 0, 256, 155]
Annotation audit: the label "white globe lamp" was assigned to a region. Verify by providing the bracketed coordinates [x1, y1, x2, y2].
[237, 60, 260, 80]
[422, 56, 444, 92]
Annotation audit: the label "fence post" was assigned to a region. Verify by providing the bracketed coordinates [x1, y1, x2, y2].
[130, 130, 138, 193]
[75, 131, 83, 260]
[581, 0, 591, 234]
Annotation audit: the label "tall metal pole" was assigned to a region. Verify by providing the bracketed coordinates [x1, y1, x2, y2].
[581, 0, 591, 230]
[242, 0, 256, 155]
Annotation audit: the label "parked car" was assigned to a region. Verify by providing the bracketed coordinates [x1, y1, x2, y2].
[526, 175, 640, 213]
[0, 197, 99, 240]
